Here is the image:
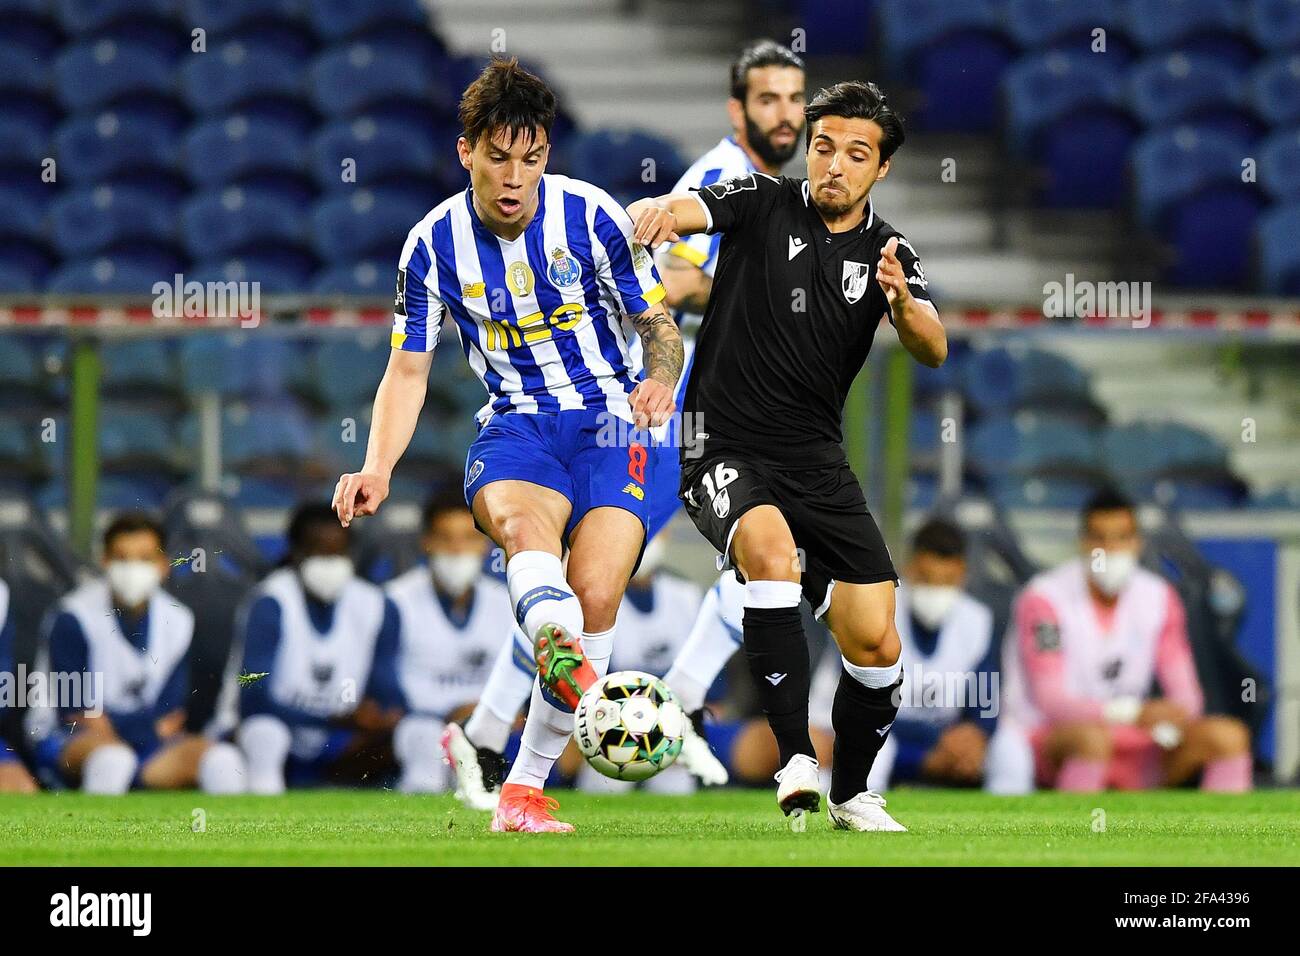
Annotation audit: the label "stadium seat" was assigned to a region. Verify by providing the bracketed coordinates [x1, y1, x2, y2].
[0, 179, 52, 245]
[1250, 0, 1300, 52]
[1258, 129, 1300, 203]
[1251, 55, 1300, 129]
[46, 251, 184, 295]
[179, 334, 301, 398]
[306, 0, 430, 40]
[181, 0, 308, 34]
[0, 106, 56, 168]
[1124, 0, 1254, 65]
[0, 39, 53, 96]
[100, 339, 178, 394]
[1004, 0, 1129, 51]
[1101, 421, 1229, 482]
[1132, 126, 1252, 229]
[1003, 52, 1137, 207]
[879, 0, 1016, 132]
[0, 243, 51, 292]
[308, 41, 435, 117]
[188, 251, 316, 294]
[54, 108, 183, 185]
[0, 338, 40, 394]
[53, 38, 179, 113]
[988, 475, 1107, 510]
[308, 336, 391, 409]
[311, 260, 390, 295]
[54, 0, 177, 34]
[308, 116, 442, 191]
[180, 186, 310, 260]
[967, 412, 1102, 477]
[184, 115, 309, 187]
[1257, 204, 1300, 293]
[180, 40, 309, 115]
[220, 401, 316, 469]
[1128, 53, 1256, 143]
[959, 345, 1093, 415]
[309, 188, 429, 264]
[50, 186, 179, 257]
[562, 129, 687, 202]
[1139, 476, 1247, 510]
[97, 406, 180, 471]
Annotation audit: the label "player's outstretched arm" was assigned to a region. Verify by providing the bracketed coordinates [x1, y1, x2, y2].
[626, 194, 711, 250]
[877, 236, 947, 368]
[628, 299, 684, 429]
[333, 349, 433, 526]
[657, 251, 713, 314]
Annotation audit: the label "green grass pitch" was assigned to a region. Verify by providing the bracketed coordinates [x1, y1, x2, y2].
[2, 788, 1298, 866]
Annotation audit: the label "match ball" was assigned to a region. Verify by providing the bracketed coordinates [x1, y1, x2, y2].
[573, 671, 685, 781]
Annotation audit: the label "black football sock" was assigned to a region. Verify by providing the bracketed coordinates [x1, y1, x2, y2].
[829, 666, 903, 804]
[741, 605, 815, 767]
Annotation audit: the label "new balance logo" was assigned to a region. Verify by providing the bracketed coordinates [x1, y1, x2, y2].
[788, 235, 806, 260]
[765, 673, 787, 686]
[877, 721, 894, 737]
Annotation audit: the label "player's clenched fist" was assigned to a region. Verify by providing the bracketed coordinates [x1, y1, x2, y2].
[875, 236, 910, 309]
[629, 377, 676, 429]
[626, 198, 680, 250]
[332, 471, 390, 527]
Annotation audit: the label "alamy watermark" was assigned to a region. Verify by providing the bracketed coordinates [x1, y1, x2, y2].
[0, 665, 103, 716]
[1043, 273, 1152, 328]
[152, 273, 260, 327]
[893, 662, 1000, 719]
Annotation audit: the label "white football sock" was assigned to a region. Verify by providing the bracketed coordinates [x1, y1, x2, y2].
[239, 714, 290, 795]
[394, 715, 448, 793]
[463, 628, 535, 753]
[198, 741, 248, 794]
[82, 742, 137, 795]
[507, 550, 584, 641]
[505, 677, 577, 790]
[583, 626, 615, 679]
[841, 654, 902, 689]
[664, 575, 743, 713]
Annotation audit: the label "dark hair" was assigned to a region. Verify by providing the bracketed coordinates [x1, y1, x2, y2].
[730, 39, 805, 102]
[287, 502, 346, 553]
[912, 518, 966, 559]
[422, 486, 471, 531]
[103, 511, 165, 552]
[804, 80, 905, 161]
[459, 56, 556, 148]
[1082, 487, 1136, 529]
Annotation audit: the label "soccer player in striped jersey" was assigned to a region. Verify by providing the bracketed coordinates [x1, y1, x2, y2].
[439, 40, 808, 806]
[333, 58, 683, 832]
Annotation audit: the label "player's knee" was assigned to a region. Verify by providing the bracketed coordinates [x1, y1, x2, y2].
[737, 545, 801, 584]
[838, 616, 897, 665]
[495, 510, 555, 555]
[1193, 716, 1251, 756]
[569, 573, 620, 631]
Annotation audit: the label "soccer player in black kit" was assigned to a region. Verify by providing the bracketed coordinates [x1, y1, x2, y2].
[627, 81, 946, 831]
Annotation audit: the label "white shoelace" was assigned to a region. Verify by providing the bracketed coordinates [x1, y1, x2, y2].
[774, 754, 820, 782]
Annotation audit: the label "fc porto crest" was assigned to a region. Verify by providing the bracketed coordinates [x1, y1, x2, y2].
[546, 247, 582, 288]
[506, 260, 534, 298]
[842, 260, 872, 304]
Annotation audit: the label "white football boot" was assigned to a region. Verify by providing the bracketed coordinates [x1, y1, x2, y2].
[677, 718, 729, 786]
[774, 753, 822, 831]
[828, 790, 908, 832]
[441, 722, 504, 812]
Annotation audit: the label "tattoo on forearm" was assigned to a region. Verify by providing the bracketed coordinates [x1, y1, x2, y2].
[631, 303, 684, 386]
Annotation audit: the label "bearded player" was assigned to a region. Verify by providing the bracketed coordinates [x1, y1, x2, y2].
[333, 57, 683, 833]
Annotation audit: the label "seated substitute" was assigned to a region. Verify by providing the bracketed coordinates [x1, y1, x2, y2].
[1, 576, 39, 792]
[995, 489, 1252, 793]
[237, 503, 403, 793]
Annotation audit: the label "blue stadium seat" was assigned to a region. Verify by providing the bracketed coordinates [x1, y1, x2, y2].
[1003, 52, 1136, 207]
[309, 116, 446, 193]
[989, 475, 1106, 510]
[180, 40, 309, 115]
[967, 412, 1102, 476]
[53, 38, 178, 112]
[0, 242, 51, 292]
[879, 0, 1015, 131]
[182, 0, 307, 34]
[306, 0, 429, 40]
[0, 107, 55, 166]
[1257, 204, 1300, 293]
[0, 39, 52, 96]
[55, 0, 178, 34]
[100, 339, 177, 392]
[188, 252, 315, 294]
[0, 419, 31, 468]
[184, 115, 308, 186]
[309, 336, 390, 409]
[36, 474, 175, 510]
[1139, 477, 1246, 510]
[1005, 0, 1128, 51]
[562, 129, 687, 201]
[1250, 0, 1300, 52]
[54, 108, 183, 184]
[1124, 0, 1254, 65]
[181, 186, 309, 260]
[46, 251, 184, 295]
[1248, 483, 1300, 509]
[1251, 55, 1300, 128]
[50, 186, 179, 257]
[1258, 129, 1300, 203]
[0, 338, 41, 401]
[310, 188, 428, 264]
[308, 41, 434, 116]
[1101, 421, 1228, 481]
[1132, 127, 1263, 287]
[220, 401, 315, 468]
[1128, 53, 1255, 142]
[959, 345, 1092, 414]
[311, 260, 390, 295]
[97, 406, 177, 464]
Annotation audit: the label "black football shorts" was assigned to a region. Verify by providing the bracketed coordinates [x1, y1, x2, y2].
[679, 452, 897, 618]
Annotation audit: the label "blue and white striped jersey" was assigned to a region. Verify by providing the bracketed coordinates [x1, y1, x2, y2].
[663, 136, 756, 325]
[391, 174, 666, 426]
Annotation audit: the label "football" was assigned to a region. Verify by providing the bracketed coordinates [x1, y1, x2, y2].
[573, 671, 686, 781]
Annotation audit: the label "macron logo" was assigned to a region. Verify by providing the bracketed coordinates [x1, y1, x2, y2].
[765, 672, 788, 686]
[788, 236, 806, 261]
[877, 722, 894, 737]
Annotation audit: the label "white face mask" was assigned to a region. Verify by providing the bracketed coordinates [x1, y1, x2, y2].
[106, 560, 162, 608]
[1089, 550, 1138, 597]
[299, 555, 354, 603]
[909, 583, 959, 630]
[431, 552, 482, 597]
